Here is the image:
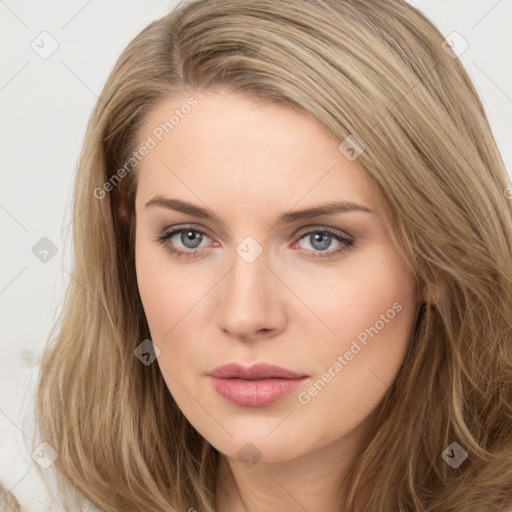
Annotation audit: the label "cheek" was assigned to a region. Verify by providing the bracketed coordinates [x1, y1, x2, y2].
[135, 243, 209, 397]
[293, 297, 416, 453]
[301, 246, 416, 342]
[135, 242, 206, 338]
[297, 247, 417, 410]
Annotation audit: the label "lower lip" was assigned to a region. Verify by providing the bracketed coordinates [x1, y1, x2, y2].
[209, 376, 307, 407]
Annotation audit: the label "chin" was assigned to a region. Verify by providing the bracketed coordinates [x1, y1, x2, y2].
[206, 427, 312, 466]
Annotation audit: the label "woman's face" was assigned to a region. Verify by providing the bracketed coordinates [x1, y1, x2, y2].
[134, 89, 419, 465]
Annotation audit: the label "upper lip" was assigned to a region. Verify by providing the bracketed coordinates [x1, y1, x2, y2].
[208, 363, 308, 380]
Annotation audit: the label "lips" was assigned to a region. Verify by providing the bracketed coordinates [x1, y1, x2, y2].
[208, 363, 308, 380]
[207, 363, 309, 407]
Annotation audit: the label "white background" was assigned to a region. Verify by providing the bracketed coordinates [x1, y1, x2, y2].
[1, 0, 511, 410]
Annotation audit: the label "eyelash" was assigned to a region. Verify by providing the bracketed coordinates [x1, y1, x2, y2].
[154, 225, 355, 260]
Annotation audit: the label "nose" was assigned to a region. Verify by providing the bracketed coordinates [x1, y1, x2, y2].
[216, 247, 286, 342]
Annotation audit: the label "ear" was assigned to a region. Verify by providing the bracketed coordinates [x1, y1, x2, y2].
[117, 202, 131, 227]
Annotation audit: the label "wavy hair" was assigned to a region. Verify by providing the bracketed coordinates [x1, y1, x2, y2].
[30, 0, 512, 510]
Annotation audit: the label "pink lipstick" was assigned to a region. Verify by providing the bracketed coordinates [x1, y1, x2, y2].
[208, 363, 308, 407]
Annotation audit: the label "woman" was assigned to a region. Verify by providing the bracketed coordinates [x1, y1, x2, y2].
[2, 0, 511, 510]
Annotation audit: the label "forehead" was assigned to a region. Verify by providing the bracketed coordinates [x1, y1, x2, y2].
[134, 90, 377, 216]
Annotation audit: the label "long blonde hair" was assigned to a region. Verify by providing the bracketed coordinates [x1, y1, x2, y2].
[33, 0, 512, 510]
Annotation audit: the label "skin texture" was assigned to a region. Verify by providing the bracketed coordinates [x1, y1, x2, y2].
[134, 89, 419, 511]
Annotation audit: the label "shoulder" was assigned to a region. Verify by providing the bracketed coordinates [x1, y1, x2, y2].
[0, 362, 99, 512]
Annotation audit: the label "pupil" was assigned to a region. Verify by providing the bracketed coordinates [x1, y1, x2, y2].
[182, 230, 202, 248]
[312, 233, 330, 250]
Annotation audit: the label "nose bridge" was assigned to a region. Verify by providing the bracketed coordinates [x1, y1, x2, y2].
[217, 238, 284, 339]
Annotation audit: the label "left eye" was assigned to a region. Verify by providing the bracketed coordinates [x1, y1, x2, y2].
[292, 228, 354, 258]
[155, 226, 354, 259]
[157, 227, 210, 249]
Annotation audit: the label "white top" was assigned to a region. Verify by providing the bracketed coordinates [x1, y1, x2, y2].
[0, 363, 100, 512]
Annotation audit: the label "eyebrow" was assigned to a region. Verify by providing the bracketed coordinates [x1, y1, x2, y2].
[144, 196, 374, 225]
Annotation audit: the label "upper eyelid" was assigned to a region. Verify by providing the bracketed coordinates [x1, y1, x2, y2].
[161, 224, 353, 245]
[162, 224, 214, 240]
